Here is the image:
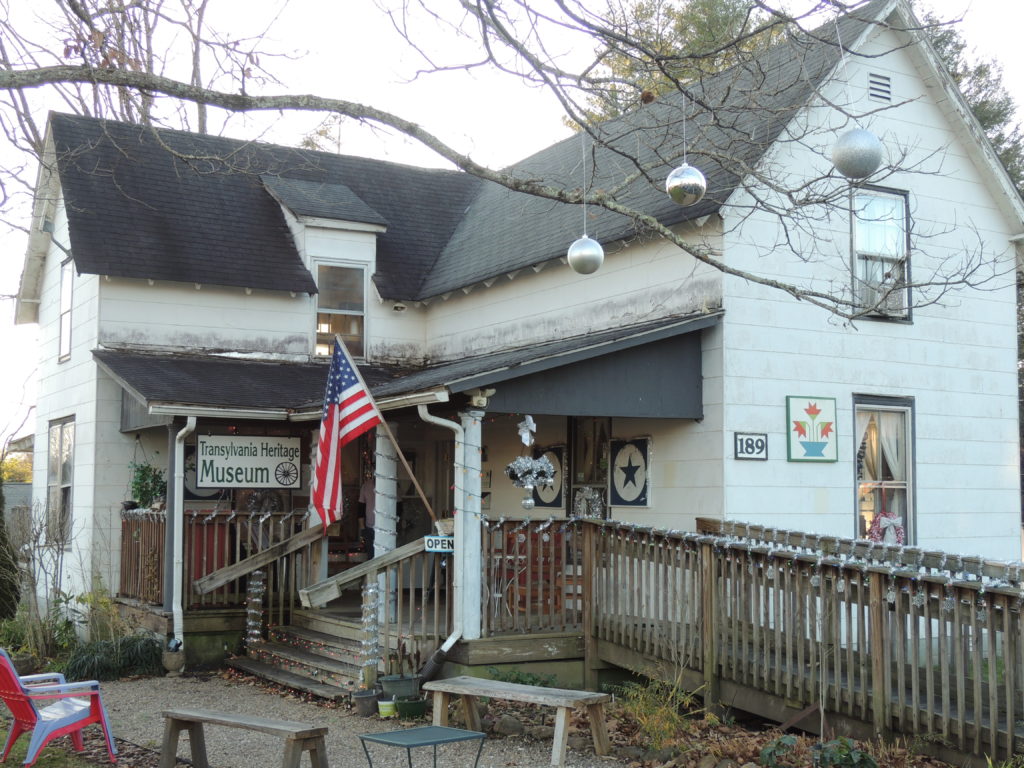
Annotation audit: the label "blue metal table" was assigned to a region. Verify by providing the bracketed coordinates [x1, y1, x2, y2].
[358, 725, 485, 768]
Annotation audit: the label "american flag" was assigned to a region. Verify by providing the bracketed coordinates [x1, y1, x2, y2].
[311, 339, 382, 532]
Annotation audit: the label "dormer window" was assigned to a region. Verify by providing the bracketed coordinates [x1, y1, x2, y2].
[316, 264, 365, 357]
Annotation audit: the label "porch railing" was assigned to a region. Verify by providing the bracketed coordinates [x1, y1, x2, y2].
[585, 517, 1024, 762]
[482, 517, 584, 636]
[299, 537, 453, 672]
[119, 508, 311, 620]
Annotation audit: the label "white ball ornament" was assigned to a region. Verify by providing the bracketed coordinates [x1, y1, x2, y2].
[665, 163, 707, 206]
[832, 128, 883, 179]
[567, 236, 604, 275]
[521, 495, 536, 510]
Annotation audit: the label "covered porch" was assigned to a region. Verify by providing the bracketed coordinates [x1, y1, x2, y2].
[106, 312, 719, 672]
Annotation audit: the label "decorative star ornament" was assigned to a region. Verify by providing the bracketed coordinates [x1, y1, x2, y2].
[517, 415, 536, 447]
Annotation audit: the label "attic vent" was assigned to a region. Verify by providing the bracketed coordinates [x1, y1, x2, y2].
[868, 73, 891, 103]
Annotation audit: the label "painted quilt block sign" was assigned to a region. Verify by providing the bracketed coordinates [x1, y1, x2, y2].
[609, 438, 650, 507]
[786, 397, 837, 462]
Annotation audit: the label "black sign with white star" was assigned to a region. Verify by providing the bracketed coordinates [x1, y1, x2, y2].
[609, 438, 649, 507]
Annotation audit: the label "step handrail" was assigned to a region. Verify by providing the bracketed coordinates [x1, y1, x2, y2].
[298, 538, 427, 608]
[192, 525, 322, 595]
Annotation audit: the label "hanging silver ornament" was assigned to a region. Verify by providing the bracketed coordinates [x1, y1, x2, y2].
[665, 163, 707, 206]
[832, 128, 883, 179]
[522, 495, 535, 510]
[567, 236, 604, 275]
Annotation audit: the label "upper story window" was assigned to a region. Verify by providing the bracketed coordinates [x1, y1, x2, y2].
[58, 259, 73, 360]
[46, 417, 75, 546]
[315, 264, 365, 357]
[853, 189, 909, 319]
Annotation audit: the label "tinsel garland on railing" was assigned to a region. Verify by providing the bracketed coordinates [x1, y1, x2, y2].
[244, 569, 266, 648]
[360, 582, 381, 674]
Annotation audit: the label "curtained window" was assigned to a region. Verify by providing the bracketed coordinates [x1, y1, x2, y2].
[855, 400, 913, 542]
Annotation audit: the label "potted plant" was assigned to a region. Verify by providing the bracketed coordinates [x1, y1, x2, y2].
[352, 685, 380, 717]
[395, 694, 427, 719]
[129, 460, 167, 509]
[380, 642, 421, 699]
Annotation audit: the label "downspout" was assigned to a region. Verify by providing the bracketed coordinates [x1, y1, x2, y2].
[172, 416, 197, 649]
[416, 405, 463, 679]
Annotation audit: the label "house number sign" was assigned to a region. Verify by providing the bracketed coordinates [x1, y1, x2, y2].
[734, 433, 768, 461]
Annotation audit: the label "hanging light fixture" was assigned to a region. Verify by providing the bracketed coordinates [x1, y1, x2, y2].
[666, 93, 706, 206]
[833, 127, 882, 179]
[567, 132, 604, 275]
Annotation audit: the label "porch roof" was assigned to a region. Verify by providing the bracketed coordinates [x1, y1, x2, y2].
[376, 311, 721, 419]
[92, 349, 410, 420]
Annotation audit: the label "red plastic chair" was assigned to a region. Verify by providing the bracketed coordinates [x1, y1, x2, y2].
[0, 648, 117, 766]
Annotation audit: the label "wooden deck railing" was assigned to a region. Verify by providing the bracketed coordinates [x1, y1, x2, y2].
[482, 518, 584, 636]
[119, 508, 311, 620]
[584, 518, 1024, 762]
[299, 537, 454, 674]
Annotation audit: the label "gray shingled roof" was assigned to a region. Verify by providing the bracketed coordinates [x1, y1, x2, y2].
[93, 349, 403, 413]
[50, 1, 888, 302]
[260, 175, 388, 227]
[51, 115, 479, 298]
[421, 3, 886, 298]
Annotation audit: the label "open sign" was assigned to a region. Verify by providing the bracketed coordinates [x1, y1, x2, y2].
[424, 535, 455, 553]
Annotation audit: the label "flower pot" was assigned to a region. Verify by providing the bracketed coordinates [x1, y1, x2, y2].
[395, 695, 427, 720]
[380, 674, 421, 699]
[162, 650, 185, 676]
[352, 689, 379, 717]
[377, 697, 397, 718]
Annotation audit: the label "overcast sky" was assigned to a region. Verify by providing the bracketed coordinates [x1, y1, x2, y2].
[0, 0, 1019, 448]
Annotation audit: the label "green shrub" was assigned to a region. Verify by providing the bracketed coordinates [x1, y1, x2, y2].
[486, 666, 556, 688]
[816, 737, 878, 768]
[760, 734, 800, 768]
[63, 635, 162, 680]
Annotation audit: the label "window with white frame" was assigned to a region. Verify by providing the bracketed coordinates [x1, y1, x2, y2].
[46, 417, 75, 546]
[853, 189, 909, 318]
[855, 398, 913, 544]
[58, 258, 73, 360]
[315, 264, 365, 357]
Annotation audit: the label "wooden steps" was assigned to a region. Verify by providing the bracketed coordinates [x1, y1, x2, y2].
[227, 618, 365, 701]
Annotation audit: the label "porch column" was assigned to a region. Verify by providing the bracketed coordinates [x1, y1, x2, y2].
[374, 426, 399, 619]
[374, 426, 398, 557]
[459, 409, 484, 640]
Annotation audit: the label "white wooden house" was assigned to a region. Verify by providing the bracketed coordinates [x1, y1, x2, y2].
[14, 0, 1024, 670]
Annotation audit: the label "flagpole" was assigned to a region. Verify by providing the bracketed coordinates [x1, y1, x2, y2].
[335, 336, 437, 527]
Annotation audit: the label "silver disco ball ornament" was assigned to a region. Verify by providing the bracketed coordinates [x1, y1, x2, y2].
[567, 236, 604, 275]
[521, 494, 536, 510]
[665, 163, 707, 206]
[832, 128, 883, 179]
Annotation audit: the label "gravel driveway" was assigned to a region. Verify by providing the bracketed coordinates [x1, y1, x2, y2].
[99, 674, 628, 768]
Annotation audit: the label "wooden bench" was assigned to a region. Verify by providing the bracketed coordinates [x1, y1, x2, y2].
[159, 708, 328, 768]
[421, 675, 611, 768]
